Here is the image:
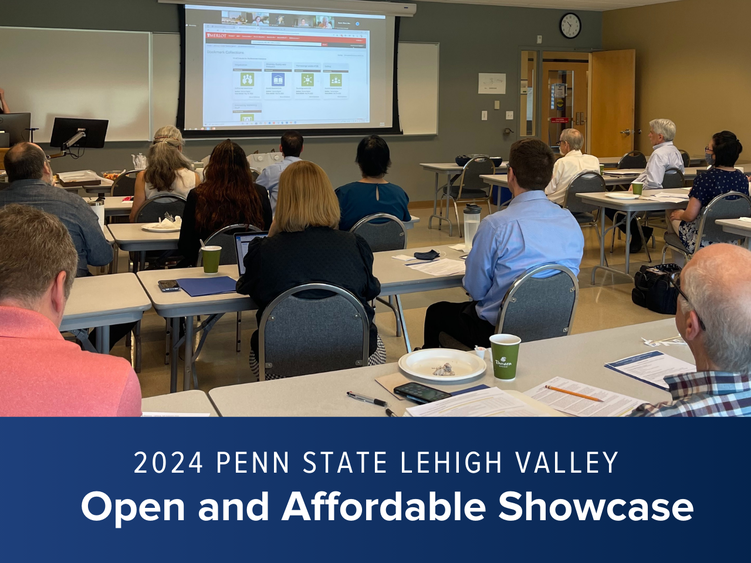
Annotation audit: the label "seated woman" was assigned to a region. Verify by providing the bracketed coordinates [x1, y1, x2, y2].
[669, 131, 748, 254]
[335, 135, 411, 232]
[130, 126, 200, 222]
[178, 140, 272, 266]
[236, 161, 385, 379]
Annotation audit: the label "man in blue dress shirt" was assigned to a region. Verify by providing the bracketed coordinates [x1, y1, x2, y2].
[423, 139, 585, 349]
[255, 130, 303, 215]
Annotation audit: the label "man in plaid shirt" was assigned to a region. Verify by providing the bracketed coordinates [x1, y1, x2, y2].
[629, 243, 751, 417]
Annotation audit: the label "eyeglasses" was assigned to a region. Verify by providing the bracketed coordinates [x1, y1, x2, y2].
[704, 146, 713, 153]
[669, 271, 706, 331]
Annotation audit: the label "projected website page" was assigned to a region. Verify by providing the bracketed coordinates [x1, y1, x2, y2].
[184, 5, 396, 132]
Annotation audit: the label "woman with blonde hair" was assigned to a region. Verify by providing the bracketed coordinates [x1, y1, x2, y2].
[130, 126, 200, 221]
[236, 160, 386, 378]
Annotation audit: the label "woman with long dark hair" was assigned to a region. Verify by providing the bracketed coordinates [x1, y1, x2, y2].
[178, 140, 272, 266]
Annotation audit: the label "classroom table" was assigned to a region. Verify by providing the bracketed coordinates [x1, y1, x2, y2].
[715, 218, 751, 249]
[597, 156, 706, 168]
[59, 272, 151, 354]
[83, 196, 133, 217]
[108, 222, 180, 272]
[138, 244, 466, 392]
[577, 189, 690, 282]
[142, 390, 219, 417]
[421, 162, 508, 236]
[208, 318, 680, 416]
[481, 168, 701, 190]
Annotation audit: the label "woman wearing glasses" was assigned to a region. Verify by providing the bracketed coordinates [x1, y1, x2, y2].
[669, 131, 747, 255]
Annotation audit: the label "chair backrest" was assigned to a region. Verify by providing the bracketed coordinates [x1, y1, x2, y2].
[135, 193, 187, 223]
[662, 167, 685, 189]
[110, 170, 139, 197]
[456, 155, 495, 197]
[258, 283, 370, 380]
[617, 151, 647, 169]
[564, 171, 606, 213]
[350, 213, 407, 252]
[695, 191, 751, 247]
[496, 264, 579, 343]
[200, 223, 258, 266]
[678, 149, 691, 168]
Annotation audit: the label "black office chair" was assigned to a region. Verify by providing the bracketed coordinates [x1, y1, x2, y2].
[110, 170, 139, 197]
[678, 150, 690, 169]
[617, 151, 647, 169]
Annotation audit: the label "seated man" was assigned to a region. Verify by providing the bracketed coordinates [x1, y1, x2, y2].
[0, 204, 141, 416]
[256, 130, 303, 215]
[0, 142, 112, 277]
[629, 244, 751, 417]
[606, 118, 685, 252]
[545, 128, 600, 206]
[423, 139, 585, 349]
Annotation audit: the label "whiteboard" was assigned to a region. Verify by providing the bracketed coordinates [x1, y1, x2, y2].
[0, 27, 152, 143]
[397, 42, 439, 135]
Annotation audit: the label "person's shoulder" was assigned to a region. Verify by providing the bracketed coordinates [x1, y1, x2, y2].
[336, 181, 361, 195]
[67, 345, 135, 379]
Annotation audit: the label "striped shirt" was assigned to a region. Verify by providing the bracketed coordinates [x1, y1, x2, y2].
[628, 371, 751, 417]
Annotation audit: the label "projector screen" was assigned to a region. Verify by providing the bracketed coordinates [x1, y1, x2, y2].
[181, 3, 399, 137]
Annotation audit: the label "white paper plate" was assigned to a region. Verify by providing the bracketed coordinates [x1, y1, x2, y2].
[142, 223, 181, 232]
[606, 193, 640, 200]
[398, 349, 487, 382]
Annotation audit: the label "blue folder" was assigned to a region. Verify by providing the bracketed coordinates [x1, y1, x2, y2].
[176, 276, 237, 298]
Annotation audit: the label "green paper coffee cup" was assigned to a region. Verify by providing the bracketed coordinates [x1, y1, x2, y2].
[490, 334, 521, 381]
[201, 245, 222, 274]
[599, 164, 605, 175]
[631, 182, 643, 196]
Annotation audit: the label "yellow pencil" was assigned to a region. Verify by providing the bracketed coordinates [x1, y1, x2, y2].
[544, 385, 603, 402]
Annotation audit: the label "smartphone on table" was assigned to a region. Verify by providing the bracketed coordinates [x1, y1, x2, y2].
[394, 382, 452, 404]
[158, 280, 180, 292]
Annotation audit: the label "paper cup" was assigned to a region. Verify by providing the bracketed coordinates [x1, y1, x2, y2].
[631, 182, 643, 196]
[490, 334, 521, 381]
[599, 164, 605, 175]
[201, 245, 222, 274]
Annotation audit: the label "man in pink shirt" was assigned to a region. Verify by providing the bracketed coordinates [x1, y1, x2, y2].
[0, 204, 141, 416]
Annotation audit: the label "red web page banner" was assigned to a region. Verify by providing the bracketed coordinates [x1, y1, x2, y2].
[205, 32, 365, 44]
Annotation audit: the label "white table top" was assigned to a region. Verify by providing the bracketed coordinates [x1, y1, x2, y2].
[373, 244, 465, 296]
[108, 222, 180, 251]
[59, 273, 152, 331]
[208, 319, 681, 416]
[83, 196, 133, 216]
[716, 218, 751, 235]
[421, 161, 507, 173]
[482, 168, 700, 189]
[102, 224, 114, 245]
[577, 188, 691, 211]
[142, 390, 219, 417]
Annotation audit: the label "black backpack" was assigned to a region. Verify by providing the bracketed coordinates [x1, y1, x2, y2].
[632, 263, 682, 315]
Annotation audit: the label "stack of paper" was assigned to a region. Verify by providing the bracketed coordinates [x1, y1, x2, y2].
[605, 350, 695, 390]
[405, 387, 563, 417]
[525, 377, 644, 417]
[406, 259, 465, 277]
[641, 192, 689, 203]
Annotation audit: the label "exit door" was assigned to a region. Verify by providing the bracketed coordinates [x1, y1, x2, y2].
[540, 52, 589, 150]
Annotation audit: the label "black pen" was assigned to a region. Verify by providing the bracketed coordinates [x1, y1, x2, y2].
[347, 391, 388, 407]
[385, 408, 398, 418]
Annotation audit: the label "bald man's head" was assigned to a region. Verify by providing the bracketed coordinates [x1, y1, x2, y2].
[4, 142, 48, 183]
[680, 243, 751, 372]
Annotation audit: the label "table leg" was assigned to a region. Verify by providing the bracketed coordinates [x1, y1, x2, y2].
[428, 172, 455, 235]
[138, 251, 146, 273]
[395, 295, 412, 352]
[591, 206, 635, 283]
[624, 211, 632, 274]
[95, 327, 104, 354]
[183, 315, 194, 391]
[428, 172, 439, 229]
[170, 317, 180, 393]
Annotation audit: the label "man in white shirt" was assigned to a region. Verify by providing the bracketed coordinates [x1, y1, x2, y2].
[545, 128, 599, 206]
[633, 118, 684, 188]
[607, 118, 685, 252]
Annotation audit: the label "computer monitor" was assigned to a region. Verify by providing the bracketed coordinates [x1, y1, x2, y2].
[235, 231, 268, 276]
[0, 113, 31, 147]
[49, 117, 108, 149]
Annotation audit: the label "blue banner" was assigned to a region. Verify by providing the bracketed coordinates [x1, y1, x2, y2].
[1, 418, 747, 561]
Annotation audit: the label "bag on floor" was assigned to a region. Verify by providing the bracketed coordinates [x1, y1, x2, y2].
[632, 263, 682, 315]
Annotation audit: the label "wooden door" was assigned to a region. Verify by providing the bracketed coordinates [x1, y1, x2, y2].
[588, 49, 636, 157]
[540, 52, 589, 149]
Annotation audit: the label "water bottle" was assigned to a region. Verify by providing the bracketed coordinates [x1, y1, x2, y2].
[463, 204, 482, 252]
[90, 199, 105, 227]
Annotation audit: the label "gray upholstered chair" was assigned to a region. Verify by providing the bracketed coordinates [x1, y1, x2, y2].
[662, 191, 751, 263]
[351, 213, 407, 342]
[258, 283, 370, 381]
[564, 171, 607, 241]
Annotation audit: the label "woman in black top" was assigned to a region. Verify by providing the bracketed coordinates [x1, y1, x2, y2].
[178, 140, 272, 266]
[236, 160, 385, 378]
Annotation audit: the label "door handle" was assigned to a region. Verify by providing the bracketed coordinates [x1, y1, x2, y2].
[620, 129, 632, 135]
